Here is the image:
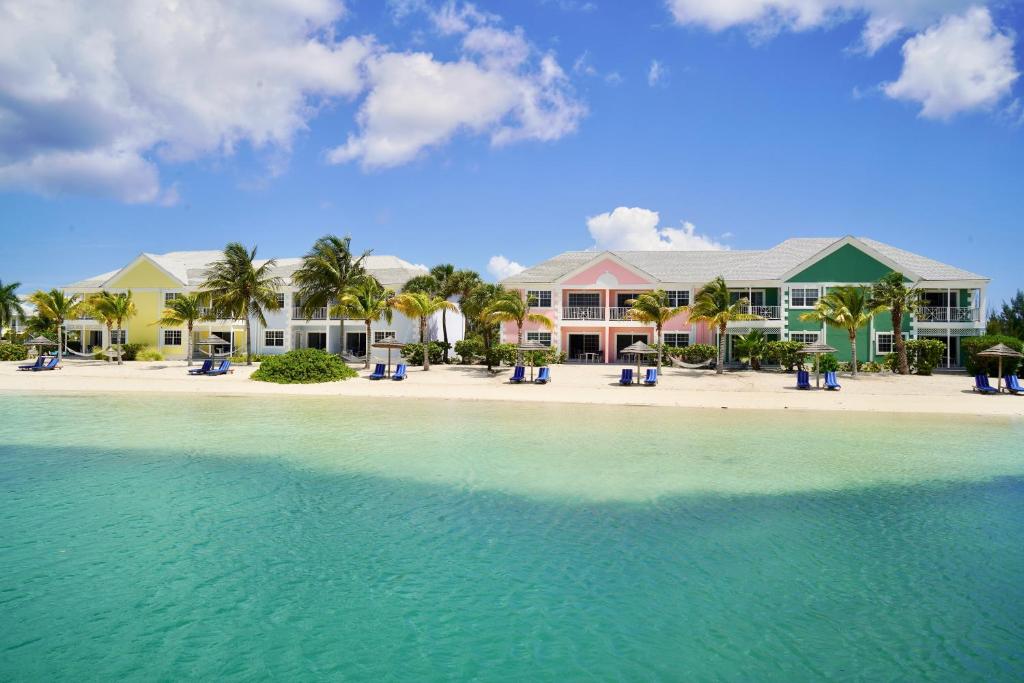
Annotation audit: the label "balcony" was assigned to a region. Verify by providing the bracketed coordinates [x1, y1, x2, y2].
[562, 306, 605, 321]
[293, 306, 328, 320]
[737, 305, 781, 320]
[608, 307, 632, 321]
[917, 307, 979, 323]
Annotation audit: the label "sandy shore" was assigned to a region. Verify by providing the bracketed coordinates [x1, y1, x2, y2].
[2, 358, 1022, 417]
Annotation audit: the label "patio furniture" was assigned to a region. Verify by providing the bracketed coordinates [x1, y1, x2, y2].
[619, 368, 633, 386]
[368, 363, 386, 380]
[796, 370, 811, 390]
[824, 371, 841, 390]
[392, 364, 407, 381]
[643, 368, 658, 386]
[535, 367, 551, 384]
[188, 359, 214, 375]
[973, 374, 998, 394]
[509, 365, 526, 384]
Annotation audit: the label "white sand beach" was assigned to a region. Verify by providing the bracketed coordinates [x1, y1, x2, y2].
[2, 359, 1022, 417]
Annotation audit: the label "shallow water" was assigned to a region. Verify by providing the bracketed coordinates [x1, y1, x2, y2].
[2, 394, 1023, 680]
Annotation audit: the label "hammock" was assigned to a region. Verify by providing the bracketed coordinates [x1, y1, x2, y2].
[195, 346, 231, 358]
[669, 356, 715, 370]
[62, 344, 114, 359]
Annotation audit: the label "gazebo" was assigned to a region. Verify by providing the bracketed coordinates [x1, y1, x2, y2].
[800, 341, 838, 389]
[977, 343, 1024, 393]
[619, 340, 657, 385]
[372, 339, 406, 378]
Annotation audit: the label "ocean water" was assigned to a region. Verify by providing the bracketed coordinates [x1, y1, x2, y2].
[1, 393, 1023, 681]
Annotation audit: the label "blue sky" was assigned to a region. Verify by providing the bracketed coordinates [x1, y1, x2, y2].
[1, 0, 1021, 305]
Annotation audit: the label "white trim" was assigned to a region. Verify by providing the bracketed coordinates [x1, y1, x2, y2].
[100, 253, 188, 288]
[162, 328, 183, 346]
[526, 289, 552, 308]
[552, 251, 659, 285]
[264, 329, 285, 348]
[788, 286, 821, 309]
[778, 236, 922, 282]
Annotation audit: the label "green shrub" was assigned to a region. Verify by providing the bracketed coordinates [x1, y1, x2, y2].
[765, 341, 806, 371]
[677, 344, 717, 364]
[118, 343, 146, 361]
[0, 342, 28, 361]
[962, 335, 1024, 376]
[400, 341, 450, 366]
[251, 349, 357, 384]
[230, 353, 269, 363]
[810, 354, 839, 372]
[136, 347, 164, 361]
[487, 343, 518, 367]
[859, 361, 884, 373]
[454, 338, 483, 363]
[882, 339, 946, 375]
[523, 347, 567, 366]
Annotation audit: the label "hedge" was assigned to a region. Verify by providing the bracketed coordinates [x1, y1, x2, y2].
[0, 342, 28, 361]
[251, 349, 357, 384]
[962, 335, 1024, 376]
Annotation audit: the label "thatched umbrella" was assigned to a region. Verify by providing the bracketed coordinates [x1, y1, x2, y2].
[517, 340, 549, 381]
[372, 339, 406, 377]
[977, 343, 1023, 393]
[800, 341, 837, 388]
[195, 334, 230, 357]
[22, 335, 57, 357]
[620, 340, 657, 385]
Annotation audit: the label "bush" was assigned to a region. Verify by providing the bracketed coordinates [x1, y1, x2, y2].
[454, 338, 483, 364]
[251, 349, 357, 384]
[136, 347, 164, 361]
[809, 354, 839, 372]
[962, 335, 1024, 376]
[859, 361, 884, 373]
[882, 339, 946, 375]
[230, 353, 269, 363]
[677, 344, 718, 364]
[486, 343, 518, 367]
[765, 341, 806, 371]
[400, 341, 450, 366]
[0, 342, 28, 361]
[523, 347, 567, 366]
[118, 343, 146, 361]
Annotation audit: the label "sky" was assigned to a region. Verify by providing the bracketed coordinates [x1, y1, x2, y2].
[1, 0, 1022, 306]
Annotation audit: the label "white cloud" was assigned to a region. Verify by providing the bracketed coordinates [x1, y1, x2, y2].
[328, 14, 585, 169]
[487, 255, 526, 280]
[0, 0, 370, 203]
[883, 7, 1018, 119]
[648, 60, 668, 87]
[586, 207, 727, 251]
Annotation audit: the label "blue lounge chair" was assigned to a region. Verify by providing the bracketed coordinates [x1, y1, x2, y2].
[18, 356, 46, 371]
[368, 363, 386, 380]
[31, 356, 60, 371]
[188, 359, 214, 375]
[973, 374, 998, 394]
[205, 360, 231, 376]
[796, 370, 811, 390]
[619, 368, 633, 385]
[535, 367, 551, 384]
[643, 368, 657, 386]
[392, 364, 407, 381]
[824, 371, 841, 390]
[1006, 375, 1023, 395]
[509, 365, 526, 384]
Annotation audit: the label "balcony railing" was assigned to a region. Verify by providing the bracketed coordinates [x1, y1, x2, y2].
[917, 307, 978, 323]
[608, 307, 632, 321]
[562, 306, 605, 321]
[737, 305, 781, 320]
[293, 306, 328, 320]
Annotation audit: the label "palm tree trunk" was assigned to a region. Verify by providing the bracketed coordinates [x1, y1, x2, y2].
[364, 320, 372, 369]
[716, 325, 726, 374]
[422, 317, 430, 371]
[105, 324, 112, 363]
[187, 322, 193, 366]
[57, 322, 63, 363]
[245, 316, 253, 365]
[116, 318, 123, 365]
[893, 307, 908, 374]
[656, 325, 662, 373]
[441, 309, 449, 363]
[849, 331, 858, 376]
[516, 322, 524, 366]
[339, 316, 346, 357]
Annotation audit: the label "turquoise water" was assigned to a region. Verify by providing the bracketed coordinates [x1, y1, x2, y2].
[2, 394, 1023, 680]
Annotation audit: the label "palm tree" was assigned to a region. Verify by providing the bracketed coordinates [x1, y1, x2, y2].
[485, 289, 554, 365]
[155, 293, 209, 366]
[689, 276, 761, 374]
[800, 286, 885, 376]
[733, 329, 769, 371]
[89, 291, 137, 364]
[626, 289, 688, 374]
[402, 274, 439, 295]
[28, 289, 86, 363]
[200, 243, 283, 365]
[392, 291, 458, 370]
[340, 278, 395, 369]
[461, 282, 503, 371]
[293, 235, 369, 358]
[870, 271, 919, 375]
[1, 280, 24, 339]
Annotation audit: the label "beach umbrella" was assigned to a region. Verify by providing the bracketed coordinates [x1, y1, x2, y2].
[22, 335, 57, 356]
[372, 339, 406, 377]
[800, 341, 837, 389]
[977, 343, 1023, 393]
[619, 340, 657, 385]
[517, 340, 549, 381]
[195, 334, 230, 357]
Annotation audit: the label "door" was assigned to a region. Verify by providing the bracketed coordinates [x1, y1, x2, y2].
[88, 330, 103, 350]
[211, 330, 232, 355]
[568, 334, 600, 360]
[307, 332, 327, 350]
[346, 332, 367, 356]
[616, 334, 649, 360]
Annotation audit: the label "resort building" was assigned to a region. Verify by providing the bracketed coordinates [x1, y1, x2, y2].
[61, 251, 463, 360]
[501, 236, 988, 368]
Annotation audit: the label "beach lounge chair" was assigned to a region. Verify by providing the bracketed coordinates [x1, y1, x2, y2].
[368, 363, 386, 380]
[188, 359, 214, 375]
[619, 368, 633, 385]
[972, 374, 998, 394]
[643, 368, 657, 386]
[392, 364, 407, 381]
[1006, 375, 1023, 395]
[509, 365, 526, 384]
[824, 371, 841, 390]
[18, 356, 46, 371]
[205, 360, 231, 376]
[535, 367, 551, 384]
[796, 370, 811, 390]
[30, 356, 60, 371]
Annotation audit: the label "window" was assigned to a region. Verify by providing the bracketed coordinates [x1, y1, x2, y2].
[663, 333, 690, 347]
[567, 292, 600, 307]
[163, 330, 182, 346]
[526, 332, 552, 346]
[275, 293, 286, 309]
[164, 292, 180, 305]
[527, 290, 551, 308]
[264, 330, 284, 347]
[876, 332, 906, 355]
[790, 332, 819, 344]
[616, 292, 640, 307]
[666, 290, 690, 307]
[111, 329, 126, 345]
[374, 330, 397, 343]
[791, 288, 820, 308]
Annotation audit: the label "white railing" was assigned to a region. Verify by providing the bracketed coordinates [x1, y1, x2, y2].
[917, 307, 978, 323]
[737, 305, 781, 320]
[293, 306, 328, 320]
[562, 306, 605, 321]
[608, 307, 632, 321]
